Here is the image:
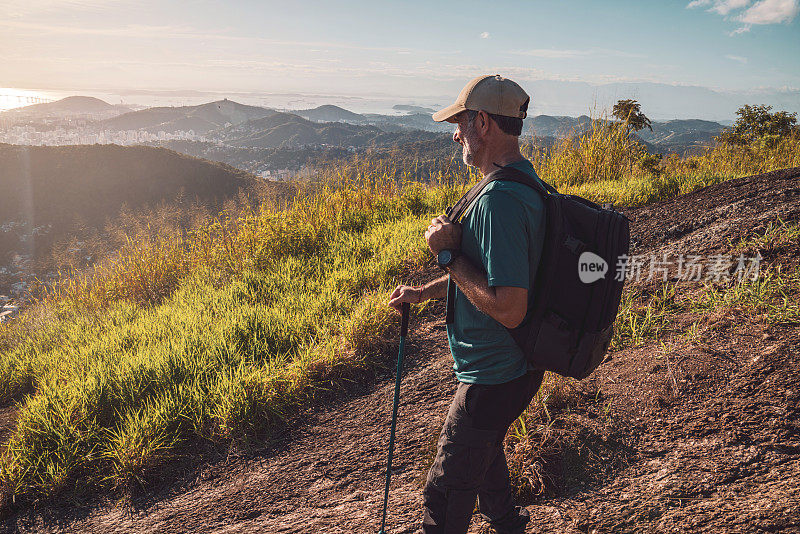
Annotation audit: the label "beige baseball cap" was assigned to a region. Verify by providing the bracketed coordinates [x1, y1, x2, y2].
[432, 74, 530, 123]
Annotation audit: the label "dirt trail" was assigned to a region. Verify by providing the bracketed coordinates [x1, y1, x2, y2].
[0, 405, 15, 453]
[4, 167, 800, 533]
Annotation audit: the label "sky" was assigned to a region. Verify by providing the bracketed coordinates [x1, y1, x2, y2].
[1, 0, 798, 117]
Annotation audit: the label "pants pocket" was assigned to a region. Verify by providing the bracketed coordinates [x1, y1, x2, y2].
[428, 423, 498, 490]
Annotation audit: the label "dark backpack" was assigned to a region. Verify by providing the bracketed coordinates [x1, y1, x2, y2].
[445, 165, 630, 379]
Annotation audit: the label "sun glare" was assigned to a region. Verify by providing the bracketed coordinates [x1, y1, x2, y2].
[0, 88, 55, 111]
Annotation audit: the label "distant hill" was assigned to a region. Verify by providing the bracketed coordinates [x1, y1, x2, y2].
[520, 114, 724, 154]
[0, 143, 289, 296]
[293, 105, 364, 123]
[214, 112, 441, 149]
[1, 96, 129, 119]
[220, 113, 322, 147]
[636, 119, 724, 153]
[0, 143, 267, 233]
[393, 104, 436, 114]
[153, 139, 353, 174]
[102, 99, 275, 134]
[362, 113, 453, 133]
[526, 114, 593, 138]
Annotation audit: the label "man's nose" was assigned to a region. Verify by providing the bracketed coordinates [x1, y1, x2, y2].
[453, 128, 461, 144]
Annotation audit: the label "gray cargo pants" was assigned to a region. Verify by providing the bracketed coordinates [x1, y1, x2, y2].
[422, 370, 545, 534]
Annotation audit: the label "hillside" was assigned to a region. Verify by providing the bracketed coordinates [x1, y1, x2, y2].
[293, 104, 365, 123]
[636, 119, 724, 153]
[0, 143, 287, 296]
[0, 96, 127, 118]
[152, 140, 354, 174]
[102, 99, 275, 133]
[525, 114, 592, 138]
[393, 104, 436, 114]
[3, 167, 798, 532]
[215, 112, 443, 148]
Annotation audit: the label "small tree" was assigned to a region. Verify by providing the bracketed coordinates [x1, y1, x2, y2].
[719, 104, 798, 146]
[612, 99, 652, 132]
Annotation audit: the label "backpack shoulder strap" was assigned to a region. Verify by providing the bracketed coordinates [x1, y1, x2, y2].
[445, 174, 494, 222]
[487, 164, 559, 196]
[445, 165, 556, 223]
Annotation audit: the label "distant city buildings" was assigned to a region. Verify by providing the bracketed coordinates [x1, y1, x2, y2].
[0, 125, 205, 146]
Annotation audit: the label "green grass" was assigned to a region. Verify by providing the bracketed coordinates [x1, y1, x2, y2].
[609, 262, 800, 353]
[0, 178, 464, 500]
[0, 118, 797, 505]
[693, 267, 800, 325]
[733, 218, 800, 253]
[611, 283, 685, 349]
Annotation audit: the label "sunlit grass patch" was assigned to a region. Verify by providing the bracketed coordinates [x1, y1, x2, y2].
[733, 218, 800, 254]
[693, 267, 800, 325]
[611, 284, 686, 349]
[662, 134, 800, 179]
[0, 174, 462, 501]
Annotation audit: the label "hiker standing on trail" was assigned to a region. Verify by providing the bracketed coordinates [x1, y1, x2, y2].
[389, 75, 546, 534]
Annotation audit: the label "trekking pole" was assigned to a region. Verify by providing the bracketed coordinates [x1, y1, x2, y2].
[378, 302, 410, 534]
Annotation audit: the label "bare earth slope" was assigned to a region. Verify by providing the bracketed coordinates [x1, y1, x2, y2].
[4, 167, 800, 533]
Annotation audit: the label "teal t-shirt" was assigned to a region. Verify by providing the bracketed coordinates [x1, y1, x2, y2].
[446, 159, 546, 385]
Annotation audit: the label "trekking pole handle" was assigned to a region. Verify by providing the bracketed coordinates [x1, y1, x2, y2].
[400, 302, 410, 337]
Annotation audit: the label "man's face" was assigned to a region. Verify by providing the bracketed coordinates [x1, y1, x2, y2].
[453, 111, 483, 167]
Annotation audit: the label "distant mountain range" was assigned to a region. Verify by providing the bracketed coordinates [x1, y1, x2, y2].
[522, 115, 724, 153]
[101, 99, 275, 134]
[636, 119, 724, 153]
[273, 105, 724, 154]
[0, 96, 130, 119]
[393, 104, 436, 114]
[293, 104, 364, 123]
[2, 96, 733, 163]
[215, 111, 441, 149]
[525, 115, 592, 138]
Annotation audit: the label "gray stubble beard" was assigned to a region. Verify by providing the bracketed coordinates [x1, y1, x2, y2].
[461, 122, 483, 167]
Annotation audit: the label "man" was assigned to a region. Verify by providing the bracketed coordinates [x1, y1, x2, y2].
[388, 74, 547, 533]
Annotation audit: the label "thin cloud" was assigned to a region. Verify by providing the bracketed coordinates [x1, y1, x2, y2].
[738, 0, 799, 23]
[687, 0, 751, 13]
[725, 54, 748, 62]
[729, 24, 753, 33]
[1, 0, 132, 18]
[687, 0, 798, 33]
[0, 20, 462, 57]
[714, 0, 751, 14]
[0, 20, 215, 38]
[480, 32, 490, 39]
[510, 48, 646, 59]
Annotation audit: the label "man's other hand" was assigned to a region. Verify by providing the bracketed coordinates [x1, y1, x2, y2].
[424, 215, 462, 255]
[388, 285, 422, 314]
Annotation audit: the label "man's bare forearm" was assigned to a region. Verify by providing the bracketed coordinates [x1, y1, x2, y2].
[446, 255, 527, 328]
[445, 255, 496, 316]
[419, 275, 448, 301]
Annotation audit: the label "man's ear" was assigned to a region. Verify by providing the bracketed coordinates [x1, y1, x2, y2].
[478, 110, 490, 135]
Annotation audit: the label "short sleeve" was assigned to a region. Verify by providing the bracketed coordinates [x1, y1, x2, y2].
[469, 190, 531, 289]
